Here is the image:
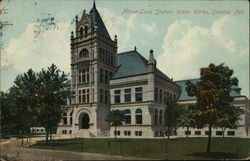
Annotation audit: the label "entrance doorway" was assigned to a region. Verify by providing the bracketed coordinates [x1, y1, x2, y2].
[80, 113, 90, 129]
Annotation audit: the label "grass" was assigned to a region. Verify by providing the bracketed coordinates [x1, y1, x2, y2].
[29, 137, 250, 160]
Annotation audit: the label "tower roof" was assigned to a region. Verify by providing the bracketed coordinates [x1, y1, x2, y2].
[89, 1, 111, 39]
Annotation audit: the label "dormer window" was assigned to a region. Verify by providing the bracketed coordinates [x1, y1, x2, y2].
[85, 25, 88, 35]
[80, 27, 83, 37]
[79, 49, 89, 58]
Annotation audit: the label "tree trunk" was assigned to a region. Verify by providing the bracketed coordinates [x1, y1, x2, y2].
[46, 131, 49, 143]
[222, 127, 225, 138]
[50, 132, 52, 141]
[21, 136, 24, 147]
[115, 125, 117, 141]
[206, 125, 212, 152]
[167, 126, 170, 139]
[186, 127, 189, 138]
[21, 131, 24, 147]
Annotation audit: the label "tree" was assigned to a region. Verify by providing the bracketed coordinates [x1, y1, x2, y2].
[105, 110, 125, 140]
[186, 63, 239, 152]
[164, 97, 182, 139]
[8, 69, 40, 146]
[178, 106, 195, 138]
[216, 106, 243, 138]
[0, 92, 19, 137]
[37, 64, 70, 142]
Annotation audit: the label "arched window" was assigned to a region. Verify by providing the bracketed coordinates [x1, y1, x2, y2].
[159, 110, 163, 125]
[63, 112, 67, 125]
[84, 25, 88, 35]
[70, 111, 73, 125]
[155, 109, 158, 125]
[135, 108, 142, 124]
[124, 109, 131, 124]
[80, 27, 83, 37]
[79, 49, 89, 58]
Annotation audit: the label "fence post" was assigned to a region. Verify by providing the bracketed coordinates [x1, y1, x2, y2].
[108, 141, 111, 154]
[119, 141, 122, 155]
[81, 138, 83, 152]
[164, 141, 168, 160]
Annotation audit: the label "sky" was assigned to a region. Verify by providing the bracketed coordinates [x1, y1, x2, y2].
[0, 0, 249, 97]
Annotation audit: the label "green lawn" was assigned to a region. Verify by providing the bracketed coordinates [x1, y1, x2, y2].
[29, 137, 250, 160]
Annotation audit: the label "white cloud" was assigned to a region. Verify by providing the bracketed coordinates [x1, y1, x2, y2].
[157, 16, 249, 96]
[2, 22, 71, 73]
[141, 23, 158, 33]
[98, 8, 137, 52]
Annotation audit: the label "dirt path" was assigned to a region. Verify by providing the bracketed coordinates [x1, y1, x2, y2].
[0, 137, 148, 160]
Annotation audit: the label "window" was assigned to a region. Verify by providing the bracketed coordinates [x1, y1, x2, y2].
[84, 25, 88, 35]
[205, 131, 210, 135]
[135, 108, 142, 124]
[69, 130, 72, 134]
[195, 131, 201, 135]
[164, 91, 167, 102]
[114, 90, 121, 103]
[80, 27, 83, 37]
[185, 131, 191, 135]
[124, 88, 131, 103]
[160, 131, 164, 137]
[78, 68, 89, 84]
[82, 89, 86, 103]
[135, 87, 143, 102]
[105, 50, 108, 64]
[135, 131, 142, 136]
[86, 89, 89, 103]
[109, 72, 113, 78]
[99, 48, 102, 61]
[227, 131, 235, 136]
[111, 53, 113, 65]
[100, 89, 103, 103]
[78, 90, 82, 103]
[155, 88, 158, 102]
[86, 68, 89, 82]
[105, 70, 108, 84]
[62, 130, 67, 134]
[155, 109, 158, 125]
[124, 109, 131, 124]
[159, 89, 163, 103]
[79, 49, 89, 58]
[100, 69, 104, 83]
[105, 90, 108, 103]
[159, 110, 163, 125]
[102, 49, 105, 62]
[216, 131, 223, 136]
[79, 88, 90, 103]
[124, 131, 131, 136]
[63, 112, 67, 125]
[92, 67, 94, 82]
[108, 52, 111, 65]
[70, 112, 73, 125]
[114, 130, 120, 136]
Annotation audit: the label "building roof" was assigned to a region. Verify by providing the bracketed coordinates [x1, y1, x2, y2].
[175, 78, 243, 101]
[112, 50, 171, 81]
[89, 1, 111, 39]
